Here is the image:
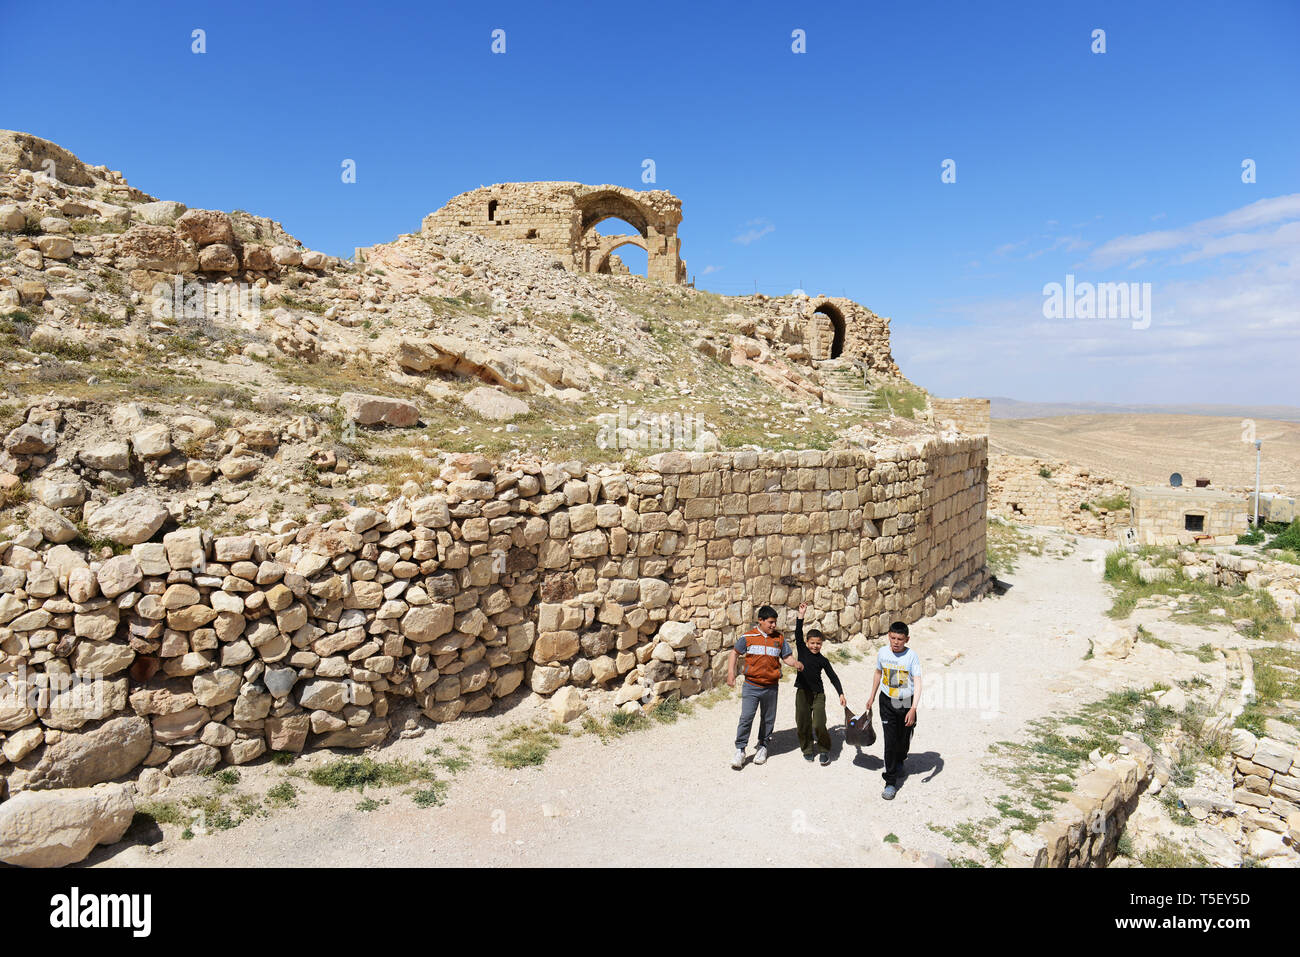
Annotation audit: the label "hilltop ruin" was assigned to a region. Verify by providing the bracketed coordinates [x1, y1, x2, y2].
[422, 181, 687, 284]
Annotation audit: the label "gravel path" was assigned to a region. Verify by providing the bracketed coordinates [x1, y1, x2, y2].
[88, 527, 1215, 868]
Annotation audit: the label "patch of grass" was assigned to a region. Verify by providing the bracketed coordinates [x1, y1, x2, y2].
[488, 721, 570, 769]
[271, 292, 327, 315]
[410, 783, 449, 808]
[883, 833, 899, 844]
[270, 751, 296, 766]
[1139, 835, 1208, 868]
[211, 768, 241, 789]
[266, 781, 298, 808]
[1038, 466, 1053, 478]
[307, 756, 439, 792]
[133, 801, 185, 827]
[70, 218, 127, 235]
[0, 480, 29, 512]
[1093, 492, 1130, 512]
[355, 797, 390, 812]
[436, 755, 471, 775]
[181, 795, 241, 832]
[1267, 519, 1300, 555]
[986, 518, 1037, 576]
[649, 693, 693, 723]
[609, 709, 652, 734]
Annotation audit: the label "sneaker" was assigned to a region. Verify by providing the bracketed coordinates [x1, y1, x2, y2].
[731, 749, 745, 770]
[803, 753, 815, 762]
[882, 785, 897, 800]
[754, 746, 768, 765]
[819, 753, 831, 766]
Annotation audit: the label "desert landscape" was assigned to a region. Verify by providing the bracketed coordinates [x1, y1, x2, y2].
[991, 414, 1300, 491]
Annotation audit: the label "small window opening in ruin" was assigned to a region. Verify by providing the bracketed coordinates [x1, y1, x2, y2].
[526, 228, 538, 239]
[1184, 514, 1205, 532]
[487, 200, 498, 223]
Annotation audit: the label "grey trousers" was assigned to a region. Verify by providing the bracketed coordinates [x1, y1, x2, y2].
[734, 681, 778, 750]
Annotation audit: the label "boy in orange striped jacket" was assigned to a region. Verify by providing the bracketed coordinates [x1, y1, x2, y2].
[727, 604, 802, 769]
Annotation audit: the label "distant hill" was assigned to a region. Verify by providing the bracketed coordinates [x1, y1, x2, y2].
[990, 398, 1300, 423]
[989, 414, 1300, 490]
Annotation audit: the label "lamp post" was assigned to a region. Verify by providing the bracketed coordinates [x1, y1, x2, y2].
[1254, 440, 1262, 527]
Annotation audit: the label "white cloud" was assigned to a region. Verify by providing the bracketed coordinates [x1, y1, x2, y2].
[699, 264, 722, 275]
[732, 218, 774, 245]
[895, 254, 1300, 403]
[1090, 193, 1300, 266]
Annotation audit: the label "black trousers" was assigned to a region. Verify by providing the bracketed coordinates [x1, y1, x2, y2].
[878, 690, 916, 787]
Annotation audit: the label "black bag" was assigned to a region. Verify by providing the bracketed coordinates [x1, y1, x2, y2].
[844, 706, 876, 748]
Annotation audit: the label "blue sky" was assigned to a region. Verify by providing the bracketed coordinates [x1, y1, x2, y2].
[2, 0, 1297, 404]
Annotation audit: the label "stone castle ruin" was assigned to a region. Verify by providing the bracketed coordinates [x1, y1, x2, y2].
[422, 181, 687, 284]
[0, 133, 1000, 864]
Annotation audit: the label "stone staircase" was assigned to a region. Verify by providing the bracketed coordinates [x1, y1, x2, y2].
[817, 361, 880, 411]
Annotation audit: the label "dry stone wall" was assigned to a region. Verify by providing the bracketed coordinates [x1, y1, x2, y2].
[0, 437, 988, 791]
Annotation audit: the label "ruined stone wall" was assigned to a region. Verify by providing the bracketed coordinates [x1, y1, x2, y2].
[728, 294, 899, 377]
[988, 455, 1130, 537]
[0, 438, 988, 790]
[421, 181, 685, 284]
[930, 398, 990, 436]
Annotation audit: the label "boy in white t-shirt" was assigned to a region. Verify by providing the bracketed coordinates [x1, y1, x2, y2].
[868, 620, 922, 800]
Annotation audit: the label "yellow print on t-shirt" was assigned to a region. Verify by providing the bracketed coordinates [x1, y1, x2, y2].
[883, 665, 909, 692]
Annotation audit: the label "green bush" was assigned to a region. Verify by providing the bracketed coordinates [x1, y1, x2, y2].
[1267, 519, 1300, 554]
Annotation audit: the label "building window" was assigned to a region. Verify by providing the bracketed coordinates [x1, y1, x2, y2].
[526, 228, 538, 239]
[487, 200, 498, 222]
[1184, 514, 1205, 532]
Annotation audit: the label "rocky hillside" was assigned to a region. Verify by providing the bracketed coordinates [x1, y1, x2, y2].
[0, 130, 939, 544]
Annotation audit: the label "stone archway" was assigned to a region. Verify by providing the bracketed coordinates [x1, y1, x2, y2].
[589, 234, 648, 274]
[575, 190, 681, 283]
[808, 301, 847, 360]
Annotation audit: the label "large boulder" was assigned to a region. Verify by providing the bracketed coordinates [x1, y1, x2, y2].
[175, 208, 235, 247]
[397, 335, 526, 391]
[83, 490, 168, 545]
[28, 503, 78, 544]
[10, 715, 152, 790]
[0, 783, 134, 867]
[133, 200, 187, 225]
[462, 386, 529, 422]
[114, 224, 197, 272]
[339, 392, 419, 428]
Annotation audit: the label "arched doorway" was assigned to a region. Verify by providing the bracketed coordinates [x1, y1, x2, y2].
[593, 234, 648, 274]
[808, 301, 846, 360]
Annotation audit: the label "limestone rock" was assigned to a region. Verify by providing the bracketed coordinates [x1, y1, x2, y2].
[0, 783, 134, 867]
[12, 715, 151, 790]
[462, 386, 529, 421]
[339, 392, 419, 428]
[115, 224, 197, 272]
[175, 208, 235, 247]
[549, 686, 587, 723]
[84, 490, 168, 545]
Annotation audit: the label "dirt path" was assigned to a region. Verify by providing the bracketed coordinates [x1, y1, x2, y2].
[86, 528, 1225, 868]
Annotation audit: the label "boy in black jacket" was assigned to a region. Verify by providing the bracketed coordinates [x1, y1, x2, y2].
[793, 602, 847, 765]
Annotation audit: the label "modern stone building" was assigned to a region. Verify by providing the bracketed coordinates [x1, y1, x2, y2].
[1130, 486, 1250, 545]
[422, 181, 686, 284]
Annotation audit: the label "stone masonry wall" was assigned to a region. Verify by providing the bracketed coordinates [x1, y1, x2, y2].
[0, 437, 988, 791]
[930, 398, 990, 436]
